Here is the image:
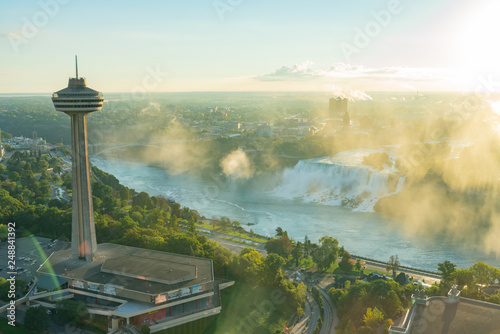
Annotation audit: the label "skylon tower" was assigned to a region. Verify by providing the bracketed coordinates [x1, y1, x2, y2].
[52, 56, 104, 261]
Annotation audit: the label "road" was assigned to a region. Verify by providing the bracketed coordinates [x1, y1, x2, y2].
[318, 287, 338, 334]
[290, 292, 314, 334]
[290, 291, 320, 334]
[287, 268, 338, 334]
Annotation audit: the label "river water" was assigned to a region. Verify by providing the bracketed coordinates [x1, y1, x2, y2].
[90, 155, 500, 271]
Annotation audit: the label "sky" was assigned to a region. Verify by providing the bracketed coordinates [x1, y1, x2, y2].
[1, 0, 500, 93]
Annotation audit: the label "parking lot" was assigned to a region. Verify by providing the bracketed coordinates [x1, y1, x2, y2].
[0, 237, 70, 285]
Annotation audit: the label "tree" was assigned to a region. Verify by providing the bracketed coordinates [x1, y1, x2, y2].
[130, 211, 143, 223]
[263, 253, 286, 286]
[453, 268, 474, 288]
[144, 210, 161, 228]
[0, 130, 13, 140]
[92, 182, 113, 200]
[92, 196, 103, 212]
[211, 217, 218, 230]
[0, 278, 26, 301]
[363, 307, 384, 330]
[219, 216, 231, 231]
[187, 217, 197, 235]
[386, 255, 400, 277]
[339, 246, 345, 259]
[48, 157, 60, 168]
[339, 251, 354, 272]
[172, 202, 182, 217]
[312, 236, 339, 271]
[265, 235, 293, 259]
[53, 164, 63, 175]
[25, 306, 50, 332]
[297, 307, 304, 317]
[470, 261, 498, 288]
[0, 224, 7, 241]
[355, 258, 362, 271]
[8, 170, 20, 182]
[275, 227, 284, 237]
[395, 272, 409, 285]
[132, 191, 151, 209]
[238, 250, 263, 284]
[141, 325, 151, 334]
[438, 260, 456, 286]
[231, 220, 241, 234]
[292, 241, 303, 266]
[120, 187, 130, 202]
[303, 235, 312, 257]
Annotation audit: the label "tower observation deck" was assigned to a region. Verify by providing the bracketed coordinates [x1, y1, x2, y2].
[52, 56, 104, 261]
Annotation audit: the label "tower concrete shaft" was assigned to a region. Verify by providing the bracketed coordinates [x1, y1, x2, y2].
[69, 112, 97, 261]
[52, 56, 104, 262]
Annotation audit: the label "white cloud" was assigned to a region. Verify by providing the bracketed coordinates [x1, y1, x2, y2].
[258, 61, 317, 81]
[257, 62, 457, 82]
[255, 62, 464, 91]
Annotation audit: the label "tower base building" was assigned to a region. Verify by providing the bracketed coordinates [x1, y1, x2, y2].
[33, 244, 231, 332]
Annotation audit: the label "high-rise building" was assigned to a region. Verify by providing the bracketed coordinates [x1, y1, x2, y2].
[52, 56, 104, 261]
[329, 97, 348, 118]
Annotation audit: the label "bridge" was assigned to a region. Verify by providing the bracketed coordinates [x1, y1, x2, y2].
[88, 143, 180, 156]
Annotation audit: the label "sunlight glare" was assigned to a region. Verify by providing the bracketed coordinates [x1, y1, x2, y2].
[460, 1, 500, 73]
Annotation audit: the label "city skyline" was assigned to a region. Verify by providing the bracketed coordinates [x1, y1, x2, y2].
[1, 0, 499, 93]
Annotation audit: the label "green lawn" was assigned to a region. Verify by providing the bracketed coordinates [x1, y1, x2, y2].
[158, 282, 293, 334]
[286, 257, 315, 270]
[363, 269, 392, 276]
[324, 262, 339, 274]
[196, 221, 268, 243]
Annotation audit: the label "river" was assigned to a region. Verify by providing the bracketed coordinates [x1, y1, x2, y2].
[90, 155, 500, 271]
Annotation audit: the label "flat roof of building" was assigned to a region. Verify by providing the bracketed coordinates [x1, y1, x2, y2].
[410, 296, 500, 334]
[38, 243, 213, 295]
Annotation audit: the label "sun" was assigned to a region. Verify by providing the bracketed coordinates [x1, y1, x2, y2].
[459, 1, 500, 74]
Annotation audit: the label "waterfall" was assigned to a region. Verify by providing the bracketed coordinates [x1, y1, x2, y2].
[395, 176, 406, 193]
[273, 158, 405, 212]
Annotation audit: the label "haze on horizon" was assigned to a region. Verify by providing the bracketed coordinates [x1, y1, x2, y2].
[1, 0, 500, 94]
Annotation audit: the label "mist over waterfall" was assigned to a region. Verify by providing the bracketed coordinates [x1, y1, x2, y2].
[273, 150, 405, 212]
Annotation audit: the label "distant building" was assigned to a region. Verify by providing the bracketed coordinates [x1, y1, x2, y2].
[225, 122, 241, 132]
[256, 123, 274, 137]
[389, 287, 500, 334]
[329, 97, 348, 118]
[326, 97, 351, 133]
[343, 111, 351, 131]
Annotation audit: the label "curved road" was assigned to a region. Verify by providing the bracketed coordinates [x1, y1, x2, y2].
[291, 292, 320, 334]
[318, 287, 338, 334]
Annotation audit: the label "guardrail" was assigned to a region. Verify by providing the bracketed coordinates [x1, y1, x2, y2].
[351, 254, 440, 276]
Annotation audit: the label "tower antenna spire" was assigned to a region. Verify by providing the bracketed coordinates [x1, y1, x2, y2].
[75, 55, 78, 79]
